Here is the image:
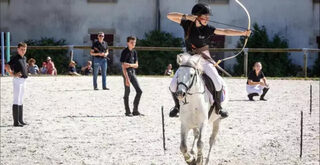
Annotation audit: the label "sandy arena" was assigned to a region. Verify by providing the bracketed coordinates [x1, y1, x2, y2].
[0, 76, 319, 165]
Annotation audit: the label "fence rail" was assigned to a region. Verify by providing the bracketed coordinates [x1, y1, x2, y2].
[1, 46, 320, 77]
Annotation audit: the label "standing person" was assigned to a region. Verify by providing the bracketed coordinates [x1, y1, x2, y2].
[167, 3, 251, 118]
[120, 36, 143, 116]
[247, 62, 270, 101]
[5, 42, 29, 127]
[90, 32, 109, 90]
[46, 56, 57, 75]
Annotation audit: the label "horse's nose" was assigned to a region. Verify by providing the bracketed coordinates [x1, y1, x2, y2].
[176, 90, 186, 100]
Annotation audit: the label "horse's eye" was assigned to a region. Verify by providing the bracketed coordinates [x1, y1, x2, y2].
[190, 74, 193, 77]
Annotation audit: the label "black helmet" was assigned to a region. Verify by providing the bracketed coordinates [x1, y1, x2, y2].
[191, 3, 212, 16]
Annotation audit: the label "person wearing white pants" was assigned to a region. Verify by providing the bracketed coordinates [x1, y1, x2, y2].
[246, 62, 270, 101]
[5, 42, 29, 127]
[167, 3, 251, 118]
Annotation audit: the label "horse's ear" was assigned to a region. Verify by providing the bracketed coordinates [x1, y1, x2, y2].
[177, 54, 183, 65]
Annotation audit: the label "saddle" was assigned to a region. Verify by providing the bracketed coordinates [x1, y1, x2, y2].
[202, 73, 217, 119]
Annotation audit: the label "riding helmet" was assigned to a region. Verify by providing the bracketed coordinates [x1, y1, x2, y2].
[191, 3, 212, 16]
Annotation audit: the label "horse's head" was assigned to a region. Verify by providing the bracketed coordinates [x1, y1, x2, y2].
[176, 65, 197, 100]
[176, 54, 203, 101]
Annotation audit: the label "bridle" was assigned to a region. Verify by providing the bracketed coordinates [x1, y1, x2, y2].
[177, 64, 205, 104]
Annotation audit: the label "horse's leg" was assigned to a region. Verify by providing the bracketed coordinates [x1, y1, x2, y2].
[181, 125, 194, 164]
[196, 124, 204, 165]
[190, 128, 200, 155]
[205, 119, 221, 165]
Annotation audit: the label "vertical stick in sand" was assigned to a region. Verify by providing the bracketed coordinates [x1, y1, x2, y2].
[300, 111, 303, 158]
[310, 84, 312, 115]
[161, 106, 166, 152]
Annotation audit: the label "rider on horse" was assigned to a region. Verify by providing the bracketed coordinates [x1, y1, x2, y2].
[167, 3, 251, 118]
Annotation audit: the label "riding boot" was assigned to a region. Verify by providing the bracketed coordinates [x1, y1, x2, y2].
[132, 90, 143, 116]
[248, 93, 259, 101]
[18, 105, 27, 125]
[124, 97, 132, 116]
[132, 104, 144, 116]
[213, 90, 228, 118]
[12, 105, 23, 127]
[169, 92, 180, 117]
[260, 87, 269, 101]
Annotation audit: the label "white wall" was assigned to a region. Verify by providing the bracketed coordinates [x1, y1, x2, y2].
[1, 0, 319, 70]
[160, 0, 320, 69]
[0, 0, 157, 66]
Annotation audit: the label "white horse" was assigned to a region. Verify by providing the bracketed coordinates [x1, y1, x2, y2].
[175, 53, 225, 165]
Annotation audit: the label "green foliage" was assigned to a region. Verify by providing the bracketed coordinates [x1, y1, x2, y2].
[136, 30, 183, 75]
[233, 23, 301, 77]
[24, 38, 69, 74]
[312, 54, 320, 77]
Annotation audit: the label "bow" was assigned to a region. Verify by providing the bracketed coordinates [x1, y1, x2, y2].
[214, 0, 251, 66]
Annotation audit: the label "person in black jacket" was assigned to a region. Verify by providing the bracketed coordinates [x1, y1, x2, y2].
[5, 42, 29, 127]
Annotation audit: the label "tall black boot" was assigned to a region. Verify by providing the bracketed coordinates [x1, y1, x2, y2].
[213, 90, 228, 118]
[260, 87, 269, 101]
[12, 105, 23, 127]
[248, 93, 259, 101]
[124, 97, 132, 116]
[132, 91, 144, 116]
[169, 92, 180, 117]
[18, 105, 27, 125]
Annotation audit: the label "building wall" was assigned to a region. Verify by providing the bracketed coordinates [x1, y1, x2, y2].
[1, 0, 319, 70]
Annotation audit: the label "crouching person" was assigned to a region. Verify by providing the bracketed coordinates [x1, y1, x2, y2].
[246, 62, 270, 101]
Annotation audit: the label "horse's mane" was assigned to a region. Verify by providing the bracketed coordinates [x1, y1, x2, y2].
[177, 53, 203, 72]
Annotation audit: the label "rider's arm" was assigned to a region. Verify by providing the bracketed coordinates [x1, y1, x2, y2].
[214, 28, 250, 36]
[167, 12, 197, 24]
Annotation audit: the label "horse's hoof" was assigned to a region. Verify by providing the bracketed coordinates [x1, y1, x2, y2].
[185, 155, 195, 165]
[196, 155, 203, 165]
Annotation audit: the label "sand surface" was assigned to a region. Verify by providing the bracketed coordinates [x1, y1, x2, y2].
[1, 76, 319, 165]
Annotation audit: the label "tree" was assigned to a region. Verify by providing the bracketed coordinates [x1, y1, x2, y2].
[233, 23, 301, 77]
[24, 38, 69, 74]
[136, 30, 183, 75]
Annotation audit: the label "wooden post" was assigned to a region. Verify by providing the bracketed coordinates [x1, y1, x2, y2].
[244, 48, 248, 77]
[300, 111, 303, 158]
[69, 45, 74, 61]
[161, 106, 166, 152]
[310, 85, 312, 115]
[303, 49, 308, 78]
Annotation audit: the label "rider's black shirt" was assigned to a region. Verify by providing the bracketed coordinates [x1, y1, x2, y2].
[180, 19, 216, 52]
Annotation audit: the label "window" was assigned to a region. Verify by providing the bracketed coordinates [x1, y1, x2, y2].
[199, 0, 229, 4]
